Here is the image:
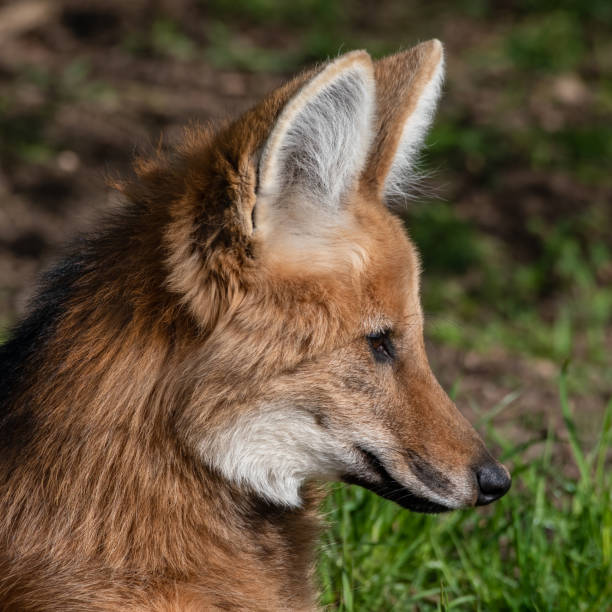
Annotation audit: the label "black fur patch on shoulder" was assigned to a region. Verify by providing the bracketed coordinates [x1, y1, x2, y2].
[0, 253, 85, 460]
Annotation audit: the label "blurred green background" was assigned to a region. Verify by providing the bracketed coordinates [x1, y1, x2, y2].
[0, 0, 610, 609]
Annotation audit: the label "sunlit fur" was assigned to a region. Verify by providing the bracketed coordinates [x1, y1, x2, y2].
[0, 41, 507, 610]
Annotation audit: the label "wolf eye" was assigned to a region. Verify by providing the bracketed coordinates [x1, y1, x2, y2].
[366, 329, 395, 363]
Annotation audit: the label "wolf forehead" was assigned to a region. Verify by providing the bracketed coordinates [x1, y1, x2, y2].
[152, 46, 441, 337]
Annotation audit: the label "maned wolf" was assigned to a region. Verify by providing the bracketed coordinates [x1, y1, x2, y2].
[0, 40, 510, 610]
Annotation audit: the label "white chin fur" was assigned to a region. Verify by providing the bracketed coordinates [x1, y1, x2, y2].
[198, 406, 348, 507]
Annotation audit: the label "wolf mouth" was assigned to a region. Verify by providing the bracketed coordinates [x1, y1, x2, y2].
[342, 446, 450, 514]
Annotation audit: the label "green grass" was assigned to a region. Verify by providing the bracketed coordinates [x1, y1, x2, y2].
[405, 198, 612, 377]
[506, 11, 585, 73]
[318, 374, 612, 610]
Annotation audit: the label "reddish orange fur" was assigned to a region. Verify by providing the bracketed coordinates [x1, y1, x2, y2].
[0, 42, 508, 610]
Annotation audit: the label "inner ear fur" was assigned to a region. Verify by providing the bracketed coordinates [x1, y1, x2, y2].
[364, 39, 444, 204]
[256, 50, 375, 209]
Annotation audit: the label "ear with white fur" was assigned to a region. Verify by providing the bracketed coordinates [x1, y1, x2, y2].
[366, 39, 445, 204]
[256, 50, 375, 214]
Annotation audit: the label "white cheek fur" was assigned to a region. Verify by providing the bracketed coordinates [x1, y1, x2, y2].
[199, 407, 348, 508]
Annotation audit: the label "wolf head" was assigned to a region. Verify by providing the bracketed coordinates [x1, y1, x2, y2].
[158, 41, 510, 512]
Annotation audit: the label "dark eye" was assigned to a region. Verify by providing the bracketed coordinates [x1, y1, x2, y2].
[366, 329, 395, 363]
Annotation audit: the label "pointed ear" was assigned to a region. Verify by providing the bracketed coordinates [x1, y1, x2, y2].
[257, 50, 375, 211]
[366, 39, 444, 204]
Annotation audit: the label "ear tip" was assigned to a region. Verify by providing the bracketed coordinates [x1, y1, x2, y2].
[377, 39, 445, 71]
[333, 49, 374, 74]
[341, 48, 372, 61]
[408, 39, 444, 68]
[424, 38, 445, 64]
[428, 38, 444, 51]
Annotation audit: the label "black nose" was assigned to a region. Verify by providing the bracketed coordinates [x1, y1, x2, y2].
[475, 462, 511, 506]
